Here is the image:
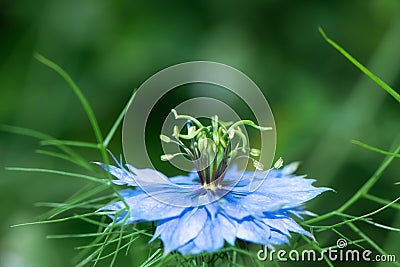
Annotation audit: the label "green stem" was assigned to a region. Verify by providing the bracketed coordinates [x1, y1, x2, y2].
[306, 143, 400, 225]
[364, 194, 400, 211]
[347, 222, 387, 256]
[319, 27, 400, 103]
[34, 53, 131, 210]
[313, 196, 400, 230]
[171, 109, 203, 128]
[222, 120, 271, 139]
[104, 90, 137, 147]
[41, 140, 100, 148]
[6, 167, 107, 184]
[304, 211, 337, 225]
[337, 143, 400, 213]
[1, 124, 92, 170]
[351, 140, 400, 158]
[34, 53, 109, 165]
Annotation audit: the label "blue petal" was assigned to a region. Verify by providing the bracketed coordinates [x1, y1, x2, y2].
[223, 166, 264, 187]
[269, 215, 313, 239]
[217, 194, 253, 219]
[142, 184, 205, 207]
[95, 162, 137, 186]
[236, 219, 271, 244]
[158, 207, 208, 254]
[269, 230, 289, 245]
[192, 217, 224, 253]
[97, 160, 186, 187]
[100, 205, 137, 225]
[239, 192, 290, 214]
[102, 189, 188, 222]
[223, 162, 309, 188]
[101, 200, 124, 212]
[176, 240, 199, 254]
[125, 165, 176, 186]
[169, 171, 199, 185]
[286, 208, 315, 219]
[256, 177, 330, 208]
[215, 213, 237, 245]
[219, 191, 289, 219]
[126, 191, 187, 221]
[224, 165, 295, 187]
[118, 189, 137, 198]
[262, 217, 291, 236]
[204, 202, 219, 219]
[150, 217, 175, 243]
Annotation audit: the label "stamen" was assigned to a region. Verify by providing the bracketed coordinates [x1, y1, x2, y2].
[250, 148, 261, 157]
[160, 152, 187, 161]
[253, 160, 264, 171]
[161, 111, 272, 189]
[273, 157, 284, 169]
[160, 135, 171, 143]
[171, 109, 203, 128]
[224, 120, 272, 139]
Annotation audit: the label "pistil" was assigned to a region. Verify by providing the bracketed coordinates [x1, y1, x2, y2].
[160, 110, 271, 190]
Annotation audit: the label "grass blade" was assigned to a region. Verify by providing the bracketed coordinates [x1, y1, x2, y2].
[351, 140, 400, 157]
[34, 53, 105, 146]
[337, 142, 400, 212]
[364, 194, 400, 211]
[41, 140, 100, 149]
[1, 124, 92, 171]
[6, 167, 107, 184]
[319, 27, 400, 103]
[35, 149, 92, 171]
[103, 90, 137, 147]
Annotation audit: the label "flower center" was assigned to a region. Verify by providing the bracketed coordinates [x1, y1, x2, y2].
[160, 110, 271, 190]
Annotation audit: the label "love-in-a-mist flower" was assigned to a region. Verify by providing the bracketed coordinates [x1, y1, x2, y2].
[97, 110, 329, 255]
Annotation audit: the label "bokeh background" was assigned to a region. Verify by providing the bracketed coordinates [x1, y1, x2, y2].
[1, 0, 399, 266]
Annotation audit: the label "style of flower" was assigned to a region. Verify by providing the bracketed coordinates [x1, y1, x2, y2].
[97, 110, 329, 255]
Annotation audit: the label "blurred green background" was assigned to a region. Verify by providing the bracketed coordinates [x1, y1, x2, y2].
[1, 0, 399, 266]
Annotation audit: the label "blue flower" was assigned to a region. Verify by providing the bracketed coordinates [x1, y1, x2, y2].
[98, 161, 328, 255]
[98, 112, 329, 255]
